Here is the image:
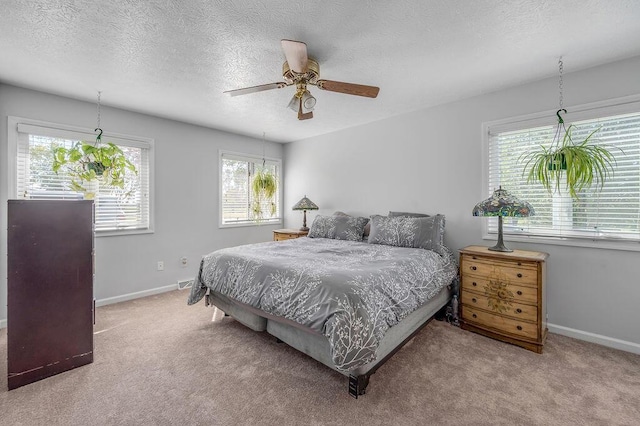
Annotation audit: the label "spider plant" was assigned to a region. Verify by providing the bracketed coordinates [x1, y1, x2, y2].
[521, 112, 617, 200]
[251, 167, 277, 221]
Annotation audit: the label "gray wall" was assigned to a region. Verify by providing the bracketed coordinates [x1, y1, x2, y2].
[284, 55, 640, 351]
[0, 84, 283, 324]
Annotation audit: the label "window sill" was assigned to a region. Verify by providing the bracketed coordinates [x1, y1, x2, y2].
[483, 233, 640, 252]
[219, 220, 283, 229]
[96, 228, 154, 238]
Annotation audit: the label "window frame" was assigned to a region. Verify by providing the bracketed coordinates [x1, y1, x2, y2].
[7, 116, 155, 237]
[218, 149, 283, 228]
[481, 94, 640, 252]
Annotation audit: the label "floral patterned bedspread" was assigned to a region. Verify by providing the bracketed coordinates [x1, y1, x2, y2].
[188, 237, 457, 371]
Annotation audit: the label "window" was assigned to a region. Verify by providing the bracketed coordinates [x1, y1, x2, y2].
[484, 97, 640, 249]
[220, 151, 282, 227]
[10, 118, 153, 235]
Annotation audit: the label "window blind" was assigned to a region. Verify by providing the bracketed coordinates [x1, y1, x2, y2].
[16, 123, 152, 233]
[487, 110, 640, 243]
[220, 151, 281, 226]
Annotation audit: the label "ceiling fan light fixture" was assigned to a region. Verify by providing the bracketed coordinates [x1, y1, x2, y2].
[301, 90, 316, 112]
[287, 95, 299, 112]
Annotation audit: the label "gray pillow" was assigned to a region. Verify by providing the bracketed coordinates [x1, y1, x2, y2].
[368, 214, 445, 252]
[388, 211, 431, 218]
[308, 214, 368, 241]
[333, 211, 370, 238]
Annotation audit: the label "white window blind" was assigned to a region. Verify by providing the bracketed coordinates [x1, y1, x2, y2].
[220, 151, 281, 226]
[15, 122, 152, 233]
[487, 107, 640, 245]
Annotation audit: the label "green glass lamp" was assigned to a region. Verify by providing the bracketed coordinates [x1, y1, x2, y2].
[292, 195, 319, 231]
[472, 186, 534, 252]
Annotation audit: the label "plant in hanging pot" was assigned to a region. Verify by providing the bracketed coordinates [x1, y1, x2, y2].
[251, 167, 278, 222]
[52, 135, 137, 199]
[520, 110, 617, 200]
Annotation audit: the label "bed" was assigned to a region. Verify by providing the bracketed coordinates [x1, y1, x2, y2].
[188, 213, 458, 397]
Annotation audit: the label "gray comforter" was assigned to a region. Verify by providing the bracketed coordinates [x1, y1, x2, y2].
[188, 237, 457, 371]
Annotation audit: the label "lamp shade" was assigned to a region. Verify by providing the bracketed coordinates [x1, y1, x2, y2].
[472, 186, 534, 253]
[292, 196, 319, 211]
[473, 186, 534, 217]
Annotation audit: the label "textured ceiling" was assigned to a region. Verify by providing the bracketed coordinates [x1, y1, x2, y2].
[1, 0, 640, 143]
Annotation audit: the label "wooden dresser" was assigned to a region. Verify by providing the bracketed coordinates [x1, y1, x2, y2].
[273, 229, 309, 241]
[459, 245, 548, 353]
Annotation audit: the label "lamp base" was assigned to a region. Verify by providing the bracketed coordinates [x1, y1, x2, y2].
[488, 216, 513, 252]
[300, 226, 309, 232]
[488, 243, 513, 253]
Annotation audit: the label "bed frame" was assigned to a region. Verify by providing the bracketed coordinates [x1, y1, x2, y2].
[205, 284, 454, 398]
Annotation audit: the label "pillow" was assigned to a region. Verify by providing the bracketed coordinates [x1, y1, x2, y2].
[388, 211, 431, 218]
[308, 214, 368, 241]
[368, 214, 445, 252]
[333, 211, 370, 238]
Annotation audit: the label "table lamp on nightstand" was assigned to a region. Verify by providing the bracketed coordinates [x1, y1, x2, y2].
[472, 186, 534, 253]
[292, 195, 319, 231]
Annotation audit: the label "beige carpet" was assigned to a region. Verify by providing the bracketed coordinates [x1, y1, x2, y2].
[1, 290, 639, 425]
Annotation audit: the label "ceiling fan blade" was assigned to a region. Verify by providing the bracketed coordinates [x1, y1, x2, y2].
[281, 39, 308, 73]
[224, 82, 287, 97]
[297, 97, 313, 120]
[316, 80, 380, 98]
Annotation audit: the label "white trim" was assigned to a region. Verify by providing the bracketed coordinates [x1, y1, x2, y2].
[0, 285, 178, 329]
[7, 115, 155, 236]
[218, 149, 283, 229]
[94, 284, 177, 307]
[548, 323, 640, 355]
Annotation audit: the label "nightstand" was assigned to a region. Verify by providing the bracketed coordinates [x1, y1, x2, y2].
[459, 245, 549, 353]
[273, 229, 309, 241]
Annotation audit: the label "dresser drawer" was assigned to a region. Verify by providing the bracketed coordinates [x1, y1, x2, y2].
[462, 306, 538, 340]
[461, 276, 538, 305]
[274, 233, 297, 241]
[461, 254, 538, 286]
[461, 291, 537, 322]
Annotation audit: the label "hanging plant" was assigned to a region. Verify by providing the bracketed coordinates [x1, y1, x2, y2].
[520, 111, 616, 199]
[251, 167, 277, 221]
[52, 136, 137, 194]
[520, 58, 619, 200]
[51, 92, 137, 198]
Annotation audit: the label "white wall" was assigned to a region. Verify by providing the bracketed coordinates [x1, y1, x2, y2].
[284, 55, 640, 352]
[0, 84, 283, 325]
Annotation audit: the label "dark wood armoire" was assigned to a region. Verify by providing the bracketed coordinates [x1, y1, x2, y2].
[7, 199, 94, 390]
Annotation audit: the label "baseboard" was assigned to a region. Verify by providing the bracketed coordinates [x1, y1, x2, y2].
[548, 323, 640, 355]
[0, 284, 179, 329]
[94, 284, 178, 307]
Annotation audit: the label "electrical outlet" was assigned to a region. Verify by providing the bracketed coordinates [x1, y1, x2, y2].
[180, 257, 187, 267]
[157, 261, 164, 271]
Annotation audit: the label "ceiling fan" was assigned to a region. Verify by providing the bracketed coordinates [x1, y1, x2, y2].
[224, 39, 380, 120]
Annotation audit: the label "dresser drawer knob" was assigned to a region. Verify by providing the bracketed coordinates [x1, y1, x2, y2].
[517, 325, 523, 331]
[472, 298, 477, 303]
[471, 266, 477, 271]
[516, 308, 522, 314]
[472, 282, 477, 287]
[472, 314, 477, 319]
[517, 291, 523, 295]
[517, 273, 523, 278]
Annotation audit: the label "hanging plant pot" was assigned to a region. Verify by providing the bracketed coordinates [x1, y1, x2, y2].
[87, 161, 107, 176]
[547, 153, 567, 171]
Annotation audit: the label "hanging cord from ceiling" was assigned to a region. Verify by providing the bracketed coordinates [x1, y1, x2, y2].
[94, 91, 103, 145]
